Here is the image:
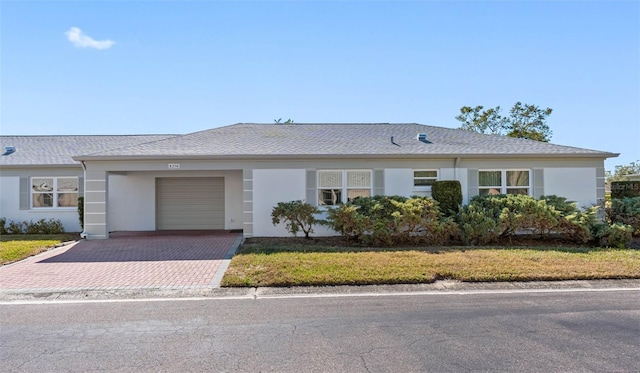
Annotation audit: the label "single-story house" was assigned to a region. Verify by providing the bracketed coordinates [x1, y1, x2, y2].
[0, 123, 617, 239]
[624, 174, 640, 181]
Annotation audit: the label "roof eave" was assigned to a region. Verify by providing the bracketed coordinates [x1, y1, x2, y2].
[73, 152, 620, 162]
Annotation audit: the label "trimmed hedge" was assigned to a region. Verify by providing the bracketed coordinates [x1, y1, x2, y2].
[0, 218, 65, 235]
[611, 181, 640, 199]
[431, 180, 462, 216]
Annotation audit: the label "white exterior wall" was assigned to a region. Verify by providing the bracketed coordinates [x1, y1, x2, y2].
[107, 171, 243, 232]
[384, 169, 413, 196]
[252, 169, 307, 237]
[108, 174, 155, 231]
[543, 168, 597, 208]
[0, 176, 82, 232]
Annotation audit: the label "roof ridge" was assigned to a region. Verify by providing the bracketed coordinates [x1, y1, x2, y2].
[79, 134, 182, 156]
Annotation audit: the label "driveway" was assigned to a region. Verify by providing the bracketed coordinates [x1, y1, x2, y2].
[0, 231, 242, 292]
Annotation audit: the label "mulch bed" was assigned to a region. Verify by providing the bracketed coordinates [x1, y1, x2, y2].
[244, 234, 620, 249]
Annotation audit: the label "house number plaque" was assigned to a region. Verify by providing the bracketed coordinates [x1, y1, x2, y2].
[168, 163, 181, 169]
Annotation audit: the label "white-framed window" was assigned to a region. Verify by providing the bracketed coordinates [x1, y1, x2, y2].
[318, 170, 372, 205]
[31, 177, 79, 208]
[479, 170, 530, 195]
[413, 170, 438, 189]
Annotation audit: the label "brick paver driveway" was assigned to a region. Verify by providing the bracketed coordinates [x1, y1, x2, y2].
[0, 231, 242, 292]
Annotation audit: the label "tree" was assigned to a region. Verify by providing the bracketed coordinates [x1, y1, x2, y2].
[274, 118, 294, 124]
[271, 200, 321, 238]
[456, 102, 553, 142]
[606, 160, 640, 184]
[505, 102, 553, 142]
[455, 106, 507, 135]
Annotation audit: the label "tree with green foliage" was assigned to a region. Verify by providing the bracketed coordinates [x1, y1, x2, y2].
[606, 160, 640, 184]
[274, 118, 294, 124]
[271, 200, 321, 238]
[505, 102, 553, 142]
[456, 101, 553, 142]
[455, 105, 507, 135]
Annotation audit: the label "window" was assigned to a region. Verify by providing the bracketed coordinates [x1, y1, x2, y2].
[31, 177, 78, 208]
[479, 170, 530, 195]
[413, 170, 438, 189]
[318, 170, 371, 205]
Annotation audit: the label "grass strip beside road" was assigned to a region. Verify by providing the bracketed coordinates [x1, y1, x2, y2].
[0, 234, 77, 265]
[221, 243, 640, 287]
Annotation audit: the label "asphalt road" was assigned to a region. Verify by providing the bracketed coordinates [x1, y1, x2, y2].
[1, 290, 639, 372]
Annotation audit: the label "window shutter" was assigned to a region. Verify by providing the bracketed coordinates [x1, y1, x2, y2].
[467, 169, 479, 198]
[306, 170, 317, 206]
[19, 177, 29, 210]
[373, 169, 384, 196]
[533, 169, 544, 198]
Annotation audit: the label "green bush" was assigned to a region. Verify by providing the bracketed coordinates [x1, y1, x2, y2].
[592, 223, 633, 248]
[467, 194, 560, 238]
[4, 219, 65, 235]
[78, 196, 84, 230]
[464, 194, 601, 244]
[431, 180, 462, 216]
[557, 207, 598, 243]
[271, 200, 322, 238]
[611, 181, 640, 199]
[458, 204, 499, 245]
[7, 221, 24, 234]
[0, 217, 6, 235]
[325, 196, 456, 246]
[606, 197, 640, 236]
[539, 195, 578, 216]
[23, 219, 65, 234]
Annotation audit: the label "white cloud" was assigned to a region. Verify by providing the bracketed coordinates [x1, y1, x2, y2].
[65, 27, 115, 50]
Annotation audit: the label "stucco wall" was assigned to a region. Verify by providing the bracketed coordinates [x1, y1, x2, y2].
[543, 168, 597, 208]
[252, 169, 307, 237]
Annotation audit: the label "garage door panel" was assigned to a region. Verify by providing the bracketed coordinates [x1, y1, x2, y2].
[156, 177, 225, 230]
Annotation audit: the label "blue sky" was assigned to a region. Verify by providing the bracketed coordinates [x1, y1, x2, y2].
[1, 1, 638, 170]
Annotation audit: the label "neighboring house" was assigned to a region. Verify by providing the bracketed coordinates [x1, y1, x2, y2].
[624, 174, 640, 181]
[1, 123, 617, 238]
[0, 135, 176, 232]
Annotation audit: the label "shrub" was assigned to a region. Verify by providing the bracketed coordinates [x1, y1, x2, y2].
[0, 218, 65, 235]
[606, 197, 640, 236]
[539, 195, 578, 216]
[0, 217, 6, 235]
[611, 181, 640, 199]
[271, 200, 322, 238]
[431, 181, 462, 216]
[558, 207, 598, 243]
[458, 204, 499, 245]
[592, 223, 633, 248]
[326, 196, 456, 246]
[78, 196, 84, 230]
[7, 221, 24, 234]
[326, 204, 370, 243]
[467, 194, 560, 238]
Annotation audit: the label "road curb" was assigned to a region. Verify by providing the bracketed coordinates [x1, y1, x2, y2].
[1, 279, 639, 303]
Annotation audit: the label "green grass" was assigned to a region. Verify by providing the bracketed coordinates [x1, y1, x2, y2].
[0, 234, 77, 265]
[221, 242, 640, 287]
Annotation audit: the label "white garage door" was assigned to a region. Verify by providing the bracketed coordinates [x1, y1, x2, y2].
[156, 177, 225, 230]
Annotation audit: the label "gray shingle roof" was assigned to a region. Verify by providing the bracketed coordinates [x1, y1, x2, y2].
[73, 123, 616, 160]
[0, 135, 177, 166]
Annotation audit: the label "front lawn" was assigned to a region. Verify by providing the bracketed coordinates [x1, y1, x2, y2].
[221, 239, 640, 287]
[0, 234, 78, 265]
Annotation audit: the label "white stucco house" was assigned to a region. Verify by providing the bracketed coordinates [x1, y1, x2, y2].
[0, 123, 617, 239]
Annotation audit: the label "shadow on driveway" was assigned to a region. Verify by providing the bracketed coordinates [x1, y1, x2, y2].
[40, 231, 240, 263]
